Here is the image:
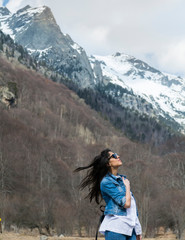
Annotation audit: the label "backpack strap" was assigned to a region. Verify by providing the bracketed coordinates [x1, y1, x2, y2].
[95, 205, 105, 240]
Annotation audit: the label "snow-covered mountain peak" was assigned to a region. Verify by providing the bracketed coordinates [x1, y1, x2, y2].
[94, 53, 133, 76]
[0, 5, 55, 41]
[93, 52, 183, 88]
[90, 53, 185, 130]
[113, 52, 133, 60]
[94, 53, 161, 78]
[14, 5, 47, 18]
[0, 5, 95, 88]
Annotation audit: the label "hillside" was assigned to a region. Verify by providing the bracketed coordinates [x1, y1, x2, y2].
[1, 53, 185, 238]
[0, 54, 131, 236]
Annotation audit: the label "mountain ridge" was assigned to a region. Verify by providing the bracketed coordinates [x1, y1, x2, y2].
[0, 5, 184, 144]
[90, 53, 185, 131]
[0, 5, 95, 88]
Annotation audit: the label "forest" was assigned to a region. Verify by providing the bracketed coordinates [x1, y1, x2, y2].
[0, 54, 185, 239]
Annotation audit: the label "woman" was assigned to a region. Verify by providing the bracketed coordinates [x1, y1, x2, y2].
[75, 148, 142, 240]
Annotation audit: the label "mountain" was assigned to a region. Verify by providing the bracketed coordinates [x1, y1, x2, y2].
[0, 5, 184, 144]
[90, 53, 185, 131]
[0, 5, 95, 88]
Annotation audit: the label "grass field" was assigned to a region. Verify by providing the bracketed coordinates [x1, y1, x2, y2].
[0, 232, 102, 240]
[0, 231, 177, 240]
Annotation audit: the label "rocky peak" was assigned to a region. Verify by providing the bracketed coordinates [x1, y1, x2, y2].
[0, 5, 96, 88]
[36, 6, 57, 24]
[0, 7, 10, 16]
[127, 57, 161, 74]
[16, 5, 31, 15]
[114, 52, 121, 57]
[11, 5, 51, 24]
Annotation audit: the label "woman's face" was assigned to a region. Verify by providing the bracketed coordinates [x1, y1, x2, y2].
[108, 151, 122, 168]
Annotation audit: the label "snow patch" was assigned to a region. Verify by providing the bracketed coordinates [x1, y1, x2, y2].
[0, 21, 14, 39]
[27, 46, 52, 56]
[71, 43, 82, 54]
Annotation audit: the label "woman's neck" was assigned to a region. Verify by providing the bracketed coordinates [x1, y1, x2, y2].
[110, 168, 118, 176]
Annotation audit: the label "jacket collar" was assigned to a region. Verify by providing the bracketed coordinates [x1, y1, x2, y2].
[107, 172, 126, 181]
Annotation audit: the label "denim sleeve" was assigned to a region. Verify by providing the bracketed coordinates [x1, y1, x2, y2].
[100, 179, 126, 207]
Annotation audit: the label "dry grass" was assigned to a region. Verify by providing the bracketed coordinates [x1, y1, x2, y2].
[0, 232, 39, 240]
[0, 232, 104, 240]
[0, 232, 177, 240]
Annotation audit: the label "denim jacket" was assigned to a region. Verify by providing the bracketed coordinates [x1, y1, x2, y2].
[100, 173, 137, 216]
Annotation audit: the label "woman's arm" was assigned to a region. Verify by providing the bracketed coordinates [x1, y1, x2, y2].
[122, 177, 131, 208]
[137, 235, 142, 240]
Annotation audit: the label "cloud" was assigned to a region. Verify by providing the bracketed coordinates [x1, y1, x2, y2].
[155, 40, 185, 77]
[6, 0, 24, 12]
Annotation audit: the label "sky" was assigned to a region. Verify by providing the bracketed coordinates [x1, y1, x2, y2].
[1, 0, 185, 77]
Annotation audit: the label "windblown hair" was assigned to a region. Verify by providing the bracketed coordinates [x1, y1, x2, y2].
[74, 148, 111, 204]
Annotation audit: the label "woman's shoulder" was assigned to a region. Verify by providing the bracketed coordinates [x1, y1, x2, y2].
[101, 173, 121, 184]
[100, 173, 112, 185]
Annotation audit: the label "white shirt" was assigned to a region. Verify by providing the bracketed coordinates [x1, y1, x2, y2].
[99, 193, 142, 236]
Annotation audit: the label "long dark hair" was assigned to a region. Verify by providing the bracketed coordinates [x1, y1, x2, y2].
[74, 148, 111, 204]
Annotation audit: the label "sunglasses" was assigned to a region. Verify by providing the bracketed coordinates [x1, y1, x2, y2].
[108, 153, 118, 160]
